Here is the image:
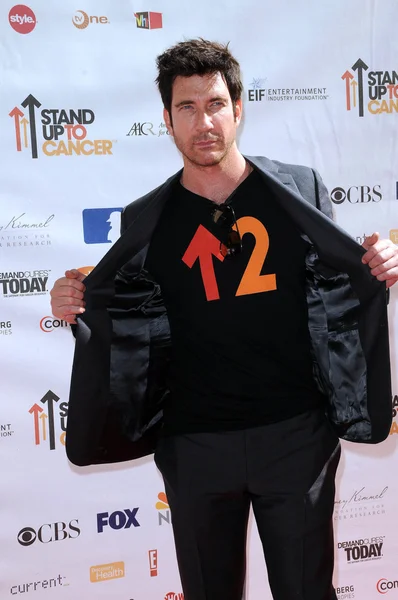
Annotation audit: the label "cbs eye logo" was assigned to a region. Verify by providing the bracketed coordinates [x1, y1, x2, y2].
[330, 185, 382, 204]
[17, 520, 80, 546]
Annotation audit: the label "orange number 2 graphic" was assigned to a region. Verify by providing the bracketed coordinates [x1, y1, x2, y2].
[234, 217, 277, 296]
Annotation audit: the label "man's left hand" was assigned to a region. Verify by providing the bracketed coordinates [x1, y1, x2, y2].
[362, 232, 398, 289]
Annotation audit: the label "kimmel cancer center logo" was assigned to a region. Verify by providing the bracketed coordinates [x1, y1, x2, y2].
[342, 59, 398, 116]
[9, 95, 113, 159]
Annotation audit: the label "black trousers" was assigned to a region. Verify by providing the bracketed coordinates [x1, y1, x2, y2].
[154, 409, 341, 600]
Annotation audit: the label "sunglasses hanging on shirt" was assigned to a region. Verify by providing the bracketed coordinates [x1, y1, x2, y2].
[211, 204, 242, 258]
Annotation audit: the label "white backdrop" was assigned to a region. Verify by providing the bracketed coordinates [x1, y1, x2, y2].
[1, 1, 397, 599]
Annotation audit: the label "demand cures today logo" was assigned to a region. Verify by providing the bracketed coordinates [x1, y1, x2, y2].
[9, 95, 113, 159]
[342, 59, 398, 116]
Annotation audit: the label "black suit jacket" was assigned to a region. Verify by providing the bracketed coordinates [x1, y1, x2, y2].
[66, 157, 392, 466]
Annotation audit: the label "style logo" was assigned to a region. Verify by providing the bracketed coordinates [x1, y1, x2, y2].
[247, 78, 267, 102]
[377, 579, 398, 594]
[82, 208, 122, 244]
[334, 486, 388, 521]
[342, 60, 398, 116]
[0, 321, 12, 336]
[156, 492, 171, 526]
[390, 394, 398, 434]
[164, 594, 184, 600]
[1, 423, 14, 438]
[72, 10, 109, 29]
[29, 390, 67, 450]
[330, 185, 382, 204]
[390, 230, 398, 244]
[134, 11, 162, 29]
[338, 536, 384, 563]
[97, 509, 140, 533]
[40, 316, 70, 333]
[336, 584, 355, 599]
[11, 575, 66, 595]
[9, 5, 36, 34]
[90, 562, 125, 583]
[0, 270, 50, 298]
[149, 549, 158, 577]
[9, 95, 113, 159]
[17, 521, 80, 546]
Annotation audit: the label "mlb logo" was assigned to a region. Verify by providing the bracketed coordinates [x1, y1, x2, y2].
[135, 11, 162, 29]
[82, 208, 123, 244]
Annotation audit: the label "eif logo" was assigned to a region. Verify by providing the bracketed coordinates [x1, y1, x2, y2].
[156, 492, 171, 526]
[134, 11, 162, 29]
[9, 5, 36, 34]
[247, 78, 267, 102]
[29, 390, 68, 450]
[9, 95, 113, 159]
[82, 208, 122, 244]
[342, 59, 398, 116]
[72, 10, 109, 29]
[97, 509, 140, 533]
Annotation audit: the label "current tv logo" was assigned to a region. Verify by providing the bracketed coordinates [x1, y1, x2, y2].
[97, 509, 140, 533]
[82, 208, 122, 244]
[134, 11, 162, 29]
[9, 5, 36, 34]
[9, 95, 113, 159]
[17, 521, 80, 546]
[342, 59, 398, 116]
[29, 390, 68, 450]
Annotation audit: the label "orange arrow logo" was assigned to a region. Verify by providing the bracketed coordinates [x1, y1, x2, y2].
[9, 107, 24, 151]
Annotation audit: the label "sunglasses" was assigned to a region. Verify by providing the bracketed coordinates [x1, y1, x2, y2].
[211, 204, 242, 258]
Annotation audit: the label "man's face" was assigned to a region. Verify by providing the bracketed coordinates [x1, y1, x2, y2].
[164, 72, 242, 167]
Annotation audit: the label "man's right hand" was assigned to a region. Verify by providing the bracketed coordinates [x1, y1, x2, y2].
[50, 269, 87, 324]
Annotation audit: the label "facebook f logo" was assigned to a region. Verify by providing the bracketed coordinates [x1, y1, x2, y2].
[82, 207, 123, 244]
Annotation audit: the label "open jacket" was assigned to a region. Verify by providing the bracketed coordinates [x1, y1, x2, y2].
[66, 156, 392, 467]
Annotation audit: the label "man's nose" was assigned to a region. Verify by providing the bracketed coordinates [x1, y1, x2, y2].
[196, 110, 214, 131]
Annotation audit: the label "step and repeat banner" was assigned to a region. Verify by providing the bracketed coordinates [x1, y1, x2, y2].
[1, 1, 397, 599]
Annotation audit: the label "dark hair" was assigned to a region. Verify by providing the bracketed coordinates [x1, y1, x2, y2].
[155, 39, 243, 115]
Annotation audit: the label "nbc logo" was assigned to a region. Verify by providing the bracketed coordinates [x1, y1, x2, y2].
[156, 492, 171, 525]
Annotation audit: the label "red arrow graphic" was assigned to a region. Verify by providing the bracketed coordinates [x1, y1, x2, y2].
[341, 71, 354, 111]
[182, 224, 225, 301]
[29, 403, 43, 445]
[9, 107, 24, 151]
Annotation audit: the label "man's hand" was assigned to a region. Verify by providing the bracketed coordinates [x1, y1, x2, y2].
[50, 269, 86, 324]
[362, 232, 398, 289]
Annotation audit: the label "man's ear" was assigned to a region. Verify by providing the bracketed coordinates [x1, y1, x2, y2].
[163, 108, 173, 136]
[234, 98, 243, 125]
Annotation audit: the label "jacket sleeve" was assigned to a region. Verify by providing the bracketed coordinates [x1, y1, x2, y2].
[312, 168, 335, 222]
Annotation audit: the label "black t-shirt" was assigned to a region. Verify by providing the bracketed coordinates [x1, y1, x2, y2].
[145, 169, 324, 435]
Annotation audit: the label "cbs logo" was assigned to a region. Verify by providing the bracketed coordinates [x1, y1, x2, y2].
[17, 521, 80, 546]
[330, 185, 382, 204]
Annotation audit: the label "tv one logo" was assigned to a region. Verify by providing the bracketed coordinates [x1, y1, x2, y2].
[29, 390, 67, 450]
[9, 5, 36, 34]
[72, 10, 109, 29]
[330, 185, 382, 204]
[17, 521, 80, 546]
[377, 579, 398, 594]
[40, 316, 70, 333]
[97, 509, 140, 533]
[9, 95, 113, 159]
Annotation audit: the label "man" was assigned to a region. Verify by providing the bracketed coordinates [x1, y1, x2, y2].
[51, 39, 398, 600]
